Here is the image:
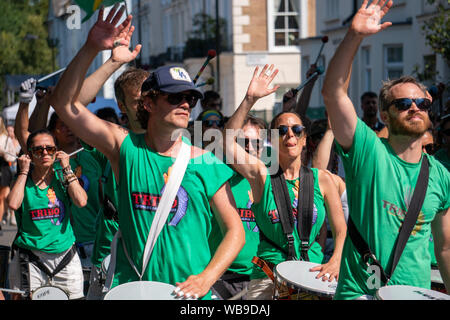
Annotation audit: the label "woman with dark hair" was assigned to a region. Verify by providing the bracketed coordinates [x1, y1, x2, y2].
[224, 65, 347, 300]
[7, 129, 87, 300]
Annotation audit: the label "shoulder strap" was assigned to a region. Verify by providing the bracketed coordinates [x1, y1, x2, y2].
[297, 166, 314, 261]
[347, 156, 430, 283]
[270, 167, 296, 260]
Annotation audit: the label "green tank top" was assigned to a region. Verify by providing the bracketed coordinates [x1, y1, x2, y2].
[14, 174, 75, 254]
[112, 133, 234, 299]
[251, 167, 326, 279]
[80, 142, 119, 268]
[209, 172, 260, 275]
[335, 119, 450, 300]
[68, 150, 102, 243]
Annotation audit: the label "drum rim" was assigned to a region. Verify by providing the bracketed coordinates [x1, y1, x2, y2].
[274, 261, 336, 297]
[103, 280, 178, 300]
[31, 285, 70, 300]
[376, 285, 450, 300]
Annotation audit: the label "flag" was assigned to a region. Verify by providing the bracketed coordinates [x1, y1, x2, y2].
[74, 0, 126, 23]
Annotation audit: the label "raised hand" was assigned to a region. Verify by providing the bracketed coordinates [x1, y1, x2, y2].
[86, 4, 132, 52]
[19, 78, 36, 104]
[351, 0, 393, 37]
[246, 64, 280, 101]
[111, 19, 142, 64]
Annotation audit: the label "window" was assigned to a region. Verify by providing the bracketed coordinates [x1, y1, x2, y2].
[268, 0, 301, 51]
[326, 0, 339, 21]
[362, 46, 372, 92]
[384, 45, 403, 80]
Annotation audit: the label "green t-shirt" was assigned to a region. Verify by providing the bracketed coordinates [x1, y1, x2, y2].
[434, 148, 450, 171]
[335, 119, 450, 300]
[209, 173, 260, 275]
[112, 133, 234, 299]
[14, 174, 75, 254]
[68, 150, 102, 243]
[251, 167, 326, 279]
[80, 143, 120, 269]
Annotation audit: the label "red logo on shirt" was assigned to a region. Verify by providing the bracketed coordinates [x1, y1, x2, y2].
[30, 207, 61, 221]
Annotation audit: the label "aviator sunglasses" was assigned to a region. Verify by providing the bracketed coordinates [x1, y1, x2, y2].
[29, 145, 57, 158]
[389, 98, 432, 112]
[162, 92, 199, 109]
[277, 125, 305, 137]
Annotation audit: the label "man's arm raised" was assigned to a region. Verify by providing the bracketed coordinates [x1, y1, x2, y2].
[321, 0, 393, 150]
[49, 5, 134, 163]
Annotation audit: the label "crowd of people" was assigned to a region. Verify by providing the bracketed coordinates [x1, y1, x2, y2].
[0, 0, 449, 301]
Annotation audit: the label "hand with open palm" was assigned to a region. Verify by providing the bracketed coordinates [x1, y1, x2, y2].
[86, 4, 132, 52]
[351, 0, 393, 37]
[111, 19, 142, 64]
[246, 64, 280, 103]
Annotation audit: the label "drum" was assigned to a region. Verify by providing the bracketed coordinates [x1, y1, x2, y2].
[103, 281, 182, 300]
[431, 269, 446, 294]
[273, 261, 337, 300]
[31, 286, 69, 300]
[375, 285, 450, 300]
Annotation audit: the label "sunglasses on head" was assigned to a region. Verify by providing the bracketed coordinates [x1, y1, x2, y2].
[277, 125, 305, 137]
[204, 119, 224, 128]
[389, 98, 431, 112]
[162, 92, 199, 109]
[29, 145, 57, 158]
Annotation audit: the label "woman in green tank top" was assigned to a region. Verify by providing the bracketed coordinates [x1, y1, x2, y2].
[7, 129, 88, 299]
[224, 65, 348, 299]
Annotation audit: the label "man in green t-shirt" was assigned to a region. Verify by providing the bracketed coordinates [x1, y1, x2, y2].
[322, 0, 450, 299]
[49, 5, 244, 300]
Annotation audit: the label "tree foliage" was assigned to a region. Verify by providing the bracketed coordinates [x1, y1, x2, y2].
[0, 0, 55, 108]
[422, 0, 450, 66]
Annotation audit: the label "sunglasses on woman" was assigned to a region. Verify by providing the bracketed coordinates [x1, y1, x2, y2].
[204, 120, 224, 128]
[389, 98, 431, 112]
[29, 145, 57, 158]
[277, 125, 305, 137]
[162, 92, 199, 109]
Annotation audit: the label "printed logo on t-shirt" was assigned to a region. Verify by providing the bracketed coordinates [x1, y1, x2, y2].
[29, 188, 65, 225]
[239, 190, 259, 232]
[74, 165, 90, 191]
[131, 165, 189, 226]
[381, 199, 425, 236]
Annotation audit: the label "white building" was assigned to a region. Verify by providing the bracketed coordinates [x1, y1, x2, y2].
[300, 0, 449, 117]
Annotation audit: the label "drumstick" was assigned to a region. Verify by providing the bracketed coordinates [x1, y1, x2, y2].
[192, 50, 217, 84]
[4, 151, 18, 160]
[196, 77, 215, 88]
[0, 288, 26, 295]
[313, 36, 329, 66]
[37, 68, 67, 84]
[55, 147, 85, 163]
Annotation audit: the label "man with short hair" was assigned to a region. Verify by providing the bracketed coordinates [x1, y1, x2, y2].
[201, 90, 222, 112]
[49, 6, 244, 299]
[361, 91, 385, 133]
[322, 0, 449, 299]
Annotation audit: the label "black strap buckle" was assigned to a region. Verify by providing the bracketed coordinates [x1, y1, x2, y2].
[362, 252, 377, 268]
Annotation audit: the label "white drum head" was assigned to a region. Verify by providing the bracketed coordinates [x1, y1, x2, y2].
[32, 286, 69, 300]
[376, 285, 450, 300]
[104, 281, 179, 300]
[431, 269, 443, 284]
[274, 261, 337, 297]
[101, 254, 111, 275]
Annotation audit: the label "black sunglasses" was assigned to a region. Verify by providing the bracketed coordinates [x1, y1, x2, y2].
[423, 143, 436, 154]
[29, 145, 57, 158]
[442, 129, 450, 136]
[163, 92, 199, 109]
[236, 137, 263, 150]
[204, 119, 224, 128]
[390, 98, 432, 112]
[278, 125, 305, 137]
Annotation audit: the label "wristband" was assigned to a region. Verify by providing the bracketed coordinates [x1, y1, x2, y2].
[19, 171, 29, 176]
[62, 166, 73, 175]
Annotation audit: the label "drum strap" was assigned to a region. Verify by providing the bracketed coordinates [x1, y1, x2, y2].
[15, 245, 77, 281]
[347, 156, 429, 284]
[251, 256, 276, 281]
[270, 166, 314, 261]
